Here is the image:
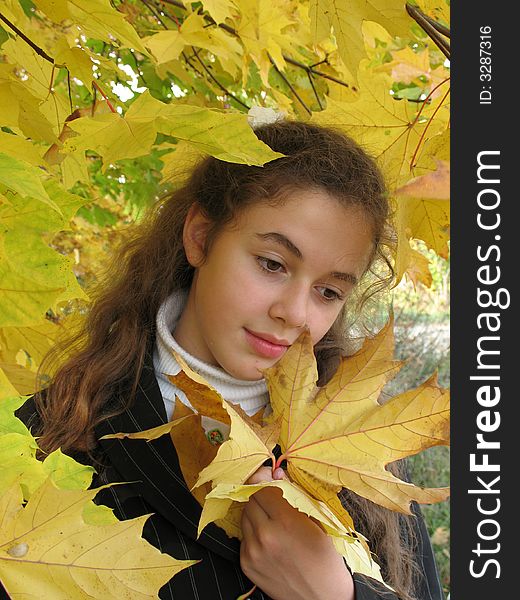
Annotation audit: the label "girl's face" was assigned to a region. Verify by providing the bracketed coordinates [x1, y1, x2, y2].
[175, 189, 374, 380]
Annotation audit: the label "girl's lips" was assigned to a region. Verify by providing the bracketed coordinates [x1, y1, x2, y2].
[244, 329, 289, 359]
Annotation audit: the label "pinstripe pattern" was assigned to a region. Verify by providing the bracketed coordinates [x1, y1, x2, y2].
[8, 355, 443, 600]
[92, 358, 270, 599]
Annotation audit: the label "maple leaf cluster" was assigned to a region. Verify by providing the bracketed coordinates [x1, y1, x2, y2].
[113, 318, 449, 587]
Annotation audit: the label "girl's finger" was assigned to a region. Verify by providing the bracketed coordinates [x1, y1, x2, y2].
[245, 466, 273, 485]
[244, 492, 271, 524]
[247, 486, 289, 521]
[272, 467, 285, 480]
[241, 509, 255, 538]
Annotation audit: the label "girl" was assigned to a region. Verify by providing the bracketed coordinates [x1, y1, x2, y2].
[17, 121, 443, 600]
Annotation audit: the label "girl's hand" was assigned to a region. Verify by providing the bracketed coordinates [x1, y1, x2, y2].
[240, 467, 355, 600]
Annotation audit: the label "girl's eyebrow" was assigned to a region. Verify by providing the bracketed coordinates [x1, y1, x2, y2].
[330, 271, 358, 285]
[255, 232, 358, 285]
[256, 232, 303, 259]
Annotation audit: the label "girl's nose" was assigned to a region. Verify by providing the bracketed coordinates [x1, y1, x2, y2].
[268, 285, 309, 329]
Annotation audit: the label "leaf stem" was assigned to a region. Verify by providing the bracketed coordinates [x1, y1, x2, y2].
[274, 454, 286, 471]
[236, 584, 257, 600]
[92, 81, 117, 113]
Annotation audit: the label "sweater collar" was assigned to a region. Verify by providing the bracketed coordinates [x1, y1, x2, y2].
[154, 290, 269, 417]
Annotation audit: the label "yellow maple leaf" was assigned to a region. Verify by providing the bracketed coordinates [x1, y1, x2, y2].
[0, 479, 196, 599]
[124, 323, 449, 589]
[265, 324, 449, 514]
[0, 67, 57, 144]
[201, 0, 237, 24]
[63, 92, 283, 167]
[194, 398, 280, 490]
[311, 64, 449, 187]
[235, 0, 298, 85]
[398, 246, 434, 289]
[200, 479, 386, 585]
[144, 13, 242, 79]
[186, 318, 449, 514]
[33, 0, 148, 54]
[394, 160, 450, 262]
[0, 182, 88, 329]
[171, 318, 448, 519]
[54, 37, 94, 87]
[309, 0, 412, 79]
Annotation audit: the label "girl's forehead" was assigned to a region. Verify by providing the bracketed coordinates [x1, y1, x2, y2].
[235, 189, 371, 233]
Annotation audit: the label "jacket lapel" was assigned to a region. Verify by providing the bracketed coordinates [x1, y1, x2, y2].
[95, 354, 241, 563]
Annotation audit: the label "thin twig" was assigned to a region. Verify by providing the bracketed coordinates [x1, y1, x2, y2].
[410, 86, 450, 169]
[408, 4, 450, 38]
[283, 56, 351, 89]
[306, 70, 323, 110]
[0, 11, 54, 63]
[268, 54, 311, 116]
[67, 71, 73, 113]
[181, 51, 205, 78]
[190, 46, 249, 109]
[47, 64, 56, 99]
[140, 0, 169, 28]
[157, 0, 182, 28]
[310, 57, 329, 69]
[410, 77, 450, 128]
[158, 0, 186, 9]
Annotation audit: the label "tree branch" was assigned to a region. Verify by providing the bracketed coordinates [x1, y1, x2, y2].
[156, 0, 182, 28]
[284, 56, 351, 89]
[406, 3, 450, 60]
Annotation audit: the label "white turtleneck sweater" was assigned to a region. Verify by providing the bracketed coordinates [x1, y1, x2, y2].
[153, 290, 270, 443]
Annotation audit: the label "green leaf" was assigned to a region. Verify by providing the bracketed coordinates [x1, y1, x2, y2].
[127, 92, 284, 165]
[0, 396, 31, 436]
[0, 153, 56, 211]
[309, 0, 412, 79]
[43, 449, 96, 490]
[33, 0, 148, 53]
[0, 132, 46, 168]
[0, 432, 46, 497]
[0, 183, 88, 327]
[64, 92, 284, 167]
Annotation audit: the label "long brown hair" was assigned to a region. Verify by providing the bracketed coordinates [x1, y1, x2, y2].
[35, 121, 419, 599]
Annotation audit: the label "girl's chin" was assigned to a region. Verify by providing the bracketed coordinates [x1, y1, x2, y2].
[222, 358, 269, 382]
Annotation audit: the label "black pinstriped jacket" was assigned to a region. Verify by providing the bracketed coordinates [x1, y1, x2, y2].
[9, 354, 444, 600]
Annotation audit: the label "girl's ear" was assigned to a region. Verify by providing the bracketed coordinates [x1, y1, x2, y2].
[183, 203, 212, 267]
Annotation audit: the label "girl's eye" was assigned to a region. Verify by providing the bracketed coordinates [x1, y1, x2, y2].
[317, 287, 344, 302]
[257, 257, 284, 273]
